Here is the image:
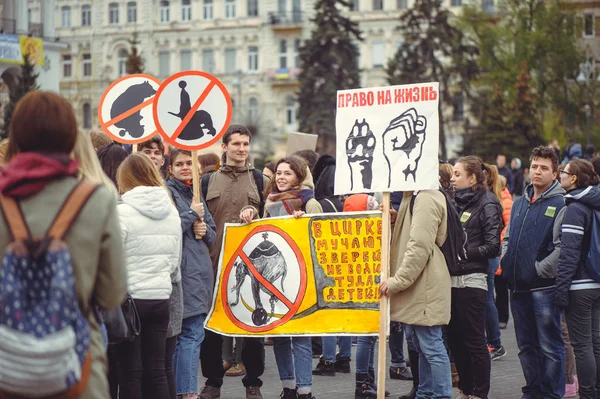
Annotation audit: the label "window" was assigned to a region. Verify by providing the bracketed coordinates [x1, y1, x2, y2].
[248, 97, 258, 121]
[397, 0, 407, 9]
[225, 0, 236, 19]
[28, 8, 32, 23]
[292, 0, 301, 22]
[294, 38, 301, 68]
[372, 40, 384, 67]
[159, 1, 170, 23]
[279, 39, 287, 69]
[584, 13, 594, 37]
[203, 0, 213, 20]
[82, 5, 92, 26]
[278, 0, 287, 16]
[159, 50, 170, 77]
[482, 0, 494, 13]
[202, 48, 214, 73]
[286, 96, 296, 125]
[62, 54, 72, 78]
[82, 53, 92, 77]
[248, 46, 258, 72]
[118, 48, 128, 76]
[372, 0, 383, 10]
[61, 6, 71, 28]
[109, 3, 119, 24]
[127, 2, 137, 23]
[453, 93, 464, 121]
[352, 0, 359, 10]
[225, 48, 237, 74]
[83, 103, 91, 129]
[247, 0, 258, 17]
[450, 0, 462, 6]
[180, 49, 192, 70]
[181, 0, 192, 21]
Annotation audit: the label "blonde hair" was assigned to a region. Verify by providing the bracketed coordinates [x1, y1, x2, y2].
[486, 164, 503, 201]
[89, 128, 113, 150]
[73, 130, 117, 195]
[117, 153, 165, 195]
[499, 175, 507, 190]
[0, 139, 9, 164]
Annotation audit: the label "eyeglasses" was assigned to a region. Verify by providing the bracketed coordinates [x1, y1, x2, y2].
[559, 170, 573, 176]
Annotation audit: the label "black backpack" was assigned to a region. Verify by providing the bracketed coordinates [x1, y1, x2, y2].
[410, 189, 468, 276]
[201, 169, 265, 216]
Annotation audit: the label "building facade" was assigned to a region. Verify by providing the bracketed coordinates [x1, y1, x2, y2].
[46, 0, 469, 157]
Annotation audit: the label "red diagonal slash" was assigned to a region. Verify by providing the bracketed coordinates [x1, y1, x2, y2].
[171, 80, 216, 141]
[100, 97, 154, 129]
[237, 251, 294, 310]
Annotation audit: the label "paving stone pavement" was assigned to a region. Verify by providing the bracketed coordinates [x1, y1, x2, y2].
[207, 319, 574, 399]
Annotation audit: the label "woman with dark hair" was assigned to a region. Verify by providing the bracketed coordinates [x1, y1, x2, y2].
[97, 143, 129, 188]
[555, 159, 600, 399]
[0, 91, 127, 397]
[198, 152, 220, 176]
[449, 156, 503, 399]
[264, 155, 321, 399]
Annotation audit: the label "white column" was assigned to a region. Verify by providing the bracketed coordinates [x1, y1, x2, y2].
[15, 0, 28, 34]
[42, 0, 57, 38]
[2, 0, 15, 32]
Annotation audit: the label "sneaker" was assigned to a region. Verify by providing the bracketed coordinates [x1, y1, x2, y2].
[499, 322, 508, 329]
[389, 365, 413, 380]
[199, 386, 221, 399]
[297, 394, 316, 399]
[334, 358, 351, 373]
[279, 388, 297, 399]
[225, 363, 246, 377]
[490, 346, 507, 361]
[355, 382, 377, 398]
[563, 377, 578, 398]
[246, 386, 262, 399]
[312, 359, 335, 376]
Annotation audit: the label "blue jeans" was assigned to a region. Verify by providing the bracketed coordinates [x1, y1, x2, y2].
[405, 325, 452, 399]
[322, 336, 352, 362]
[512, 290, 565, 399]
[174, 314, 206, 395]
[273, 337, 313, 389]
[356, 336, 377, 375]
[390, 322, 407, 367]
[486, 257, 502, 349]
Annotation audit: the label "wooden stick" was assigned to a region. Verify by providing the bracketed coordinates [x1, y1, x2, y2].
[377, 191, 391, 399]
[192, 150, 202, 239]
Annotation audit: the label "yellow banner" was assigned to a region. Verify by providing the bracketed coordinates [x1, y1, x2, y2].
[205, 212, 383, 336]
[19, 36, 44, 66]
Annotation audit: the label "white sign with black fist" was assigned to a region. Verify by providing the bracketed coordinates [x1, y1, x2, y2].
[334, 82, 440, 195]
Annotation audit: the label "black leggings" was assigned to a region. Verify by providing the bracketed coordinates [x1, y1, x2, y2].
[116, 299, 170, 399]
[166, 335, 177, 399]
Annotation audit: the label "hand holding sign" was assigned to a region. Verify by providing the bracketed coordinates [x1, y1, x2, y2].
[190, 199, 205, 219]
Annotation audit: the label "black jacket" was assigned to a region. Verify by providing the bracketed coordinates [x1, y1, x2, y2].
[313, 154, 342, 212]
[454, 188, 504, 275]
[554, 186, 600, 308]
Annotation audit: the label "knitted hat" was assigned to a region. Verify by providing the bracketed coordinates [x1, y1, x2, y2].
[343, 194, 379, 212]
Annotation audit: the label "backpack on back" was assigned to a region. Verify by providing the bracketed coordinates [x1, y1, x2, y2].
[410, 189, 468, 276]
[0, 181, 99, 398]
[586, 209, 600, 283]
[201, 168, 265, 216]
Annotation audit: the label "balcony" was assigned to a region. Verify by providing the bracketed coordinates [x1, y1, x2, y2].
[0, 18, 16, 34]
[29, 23, 43, 37]
[266, 67, 301, 87]
[268, 11, 303, 31]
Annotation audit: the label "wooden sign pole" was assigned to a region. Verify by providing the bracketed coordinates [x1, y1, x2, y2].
[377, 191, 391, 399]
[132, 144, 137, 153]
[191, 149, 202, 239]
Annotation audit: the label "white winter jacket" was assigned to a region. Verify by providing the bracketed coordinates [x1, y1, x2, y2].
[118, 186, 182, 300]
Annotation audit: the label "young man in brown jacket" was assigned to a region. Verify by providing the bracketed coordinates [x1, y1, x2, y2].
[380, 190, 452, 399]
[199, 125, 269, 399]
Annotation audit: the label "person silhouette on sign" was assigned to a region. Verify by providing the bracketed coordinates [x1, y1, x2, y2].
[168, 80, 217, 141]
[110, 81, 156, 138]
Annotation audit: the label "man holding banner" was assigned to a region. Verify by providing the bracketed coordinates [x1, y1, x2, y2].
[380, 190, 452, 399]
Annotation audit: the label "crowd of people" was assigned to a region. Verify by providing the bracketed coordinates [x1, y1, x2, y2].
[1, 90, 600, 399]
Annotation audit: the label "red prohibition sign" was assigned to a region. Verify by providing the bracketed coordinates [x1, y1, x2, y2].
[221, 225, 308, 333]
[97, 74, 161, 144]
[152, 70, 232, 151]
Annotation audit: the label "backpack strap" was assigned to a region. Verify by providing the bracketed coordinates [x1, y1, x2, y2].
[0, 195, 30, 241]
[201, 172, 212, 199]
[46, 181, 99, 240]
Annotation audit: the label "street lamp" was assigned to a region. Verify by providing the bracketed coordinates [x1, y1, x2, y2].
[576, 59, 600, 146]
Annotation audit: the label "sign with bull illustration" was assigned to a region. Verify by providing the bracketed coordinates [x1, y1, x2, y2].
[334, 82, 440, 195]
[206, 212, 383, 336]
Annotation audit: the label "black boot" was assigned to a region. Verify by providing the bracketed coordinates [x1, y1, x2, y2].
[312, 358, 335, 376]
[279, 388, 297, 399]
[408, 349, 420, 388]
[398, 386, 417, 399]
[367, 368, 390, 397]
[355, 373, 377, 399]
[297, 394, 316, 399]
[335, 357, 351, 373]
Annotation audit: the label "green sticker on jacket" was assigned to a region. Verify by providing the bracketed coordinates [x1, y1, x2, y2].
[460, 212, 471, 223]
[545, 206, 556, 217]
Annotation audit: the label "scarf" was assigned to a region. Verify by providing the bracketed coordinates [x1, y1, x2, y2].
[265, 188, 314, 217]
[0, 153, 79, 199]
[453, 187, 485, 214]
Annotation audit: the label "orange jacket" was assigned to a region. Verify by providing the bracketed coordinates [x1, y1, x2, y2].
[496, 187, 514, 275]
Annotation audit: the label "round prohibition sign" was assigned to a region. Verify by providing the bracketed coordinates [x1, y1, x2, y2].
[221, 225, 308, 333]
[152, 70, 232, 151]
[97, 74, 161, 144]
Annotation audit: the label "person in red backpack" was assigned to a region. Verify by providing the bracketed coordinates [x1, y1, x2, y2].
[0, 91, 127, 398]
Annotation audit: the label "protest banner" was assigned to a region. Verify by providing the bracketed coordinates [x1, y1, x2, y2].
[285, 132, 318, 156]
[335, 82, 440, 399]
[205, 212, 382, 336]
